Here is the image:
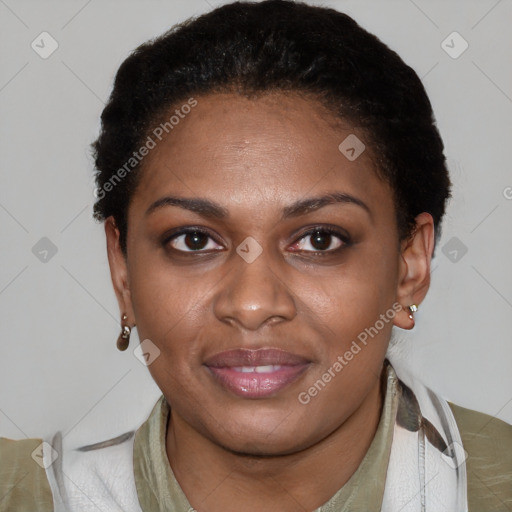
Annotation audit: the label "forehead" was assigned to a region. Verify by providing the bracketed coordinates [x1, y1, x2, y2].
[130, 92, 392, 219]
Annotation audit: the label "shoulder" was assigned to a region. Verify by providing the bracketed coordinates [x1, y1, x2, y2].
[0, 436, 54, 512]
[1, 429, 142, 512]
[448, 402, 512, 511]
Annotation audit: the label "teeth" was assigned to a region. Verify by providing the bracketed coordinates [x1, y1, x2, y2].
[232, 365, 282, 373]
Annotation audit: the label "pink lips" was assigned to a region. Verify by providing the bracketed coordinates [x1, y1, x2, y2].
[204, 348, 311, 399]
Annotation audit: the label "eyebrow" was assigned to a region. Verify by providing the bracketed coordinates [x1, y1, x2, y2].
[145, 192, 371, 220]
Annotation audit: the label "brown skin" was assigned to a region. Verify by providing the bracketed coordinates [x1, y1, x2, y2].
[105, 92, 434, 512]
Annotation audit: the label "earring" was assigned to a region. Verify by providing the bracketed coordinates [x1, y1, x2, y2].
[116, 313, 131, 351]
[408, 304, 418, 320]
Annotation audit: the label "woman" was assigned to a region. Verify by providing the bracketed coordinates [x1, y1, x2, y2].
[1, 1, 510, 510]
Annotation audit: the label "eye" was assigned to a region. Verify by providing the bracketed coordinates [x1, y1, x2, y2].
[162, 225, 350, 255]
[290, 226, 350, 253]
[164, 228, 223, 253]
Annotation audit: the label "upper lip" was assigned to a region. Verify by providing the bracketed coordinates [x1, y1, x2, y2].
[204, 348, 310, 368]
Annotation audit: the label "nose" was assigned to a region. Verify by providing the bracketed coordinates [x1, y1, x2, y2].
[213, 245, 297, 331]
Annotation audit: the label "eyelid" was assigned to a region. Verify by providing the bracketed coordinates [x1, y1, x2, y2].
[289, 225, 351, 253]
[293, 225, 351, 243]
[162, 226, 224, 252]
[162, 224, 351, 254]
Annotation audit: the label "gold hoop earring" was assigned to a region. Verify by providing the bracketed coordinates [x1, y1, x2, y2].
[116, 313, 131, 351]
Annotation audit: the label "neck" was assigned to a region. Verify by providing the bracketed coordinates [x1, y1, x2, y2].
[166, 366, 386, 512]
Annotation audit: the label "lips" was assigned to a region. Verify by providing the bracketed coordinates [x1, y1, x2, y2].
[204, 348, 311, 399]
[204, 348, 310, 368]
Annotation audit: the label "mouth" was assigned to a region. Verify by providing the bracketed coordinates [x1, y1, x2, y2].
[204, 348, 311, 399]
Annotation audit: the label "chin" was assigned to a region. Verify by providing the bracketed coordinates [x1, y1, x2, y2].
[217, 432, 311, 458]
[205, 411, 315, 456]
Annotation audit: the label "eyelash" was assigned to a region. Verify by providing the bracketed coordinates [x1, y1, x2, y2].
[162, 225, 351, 256]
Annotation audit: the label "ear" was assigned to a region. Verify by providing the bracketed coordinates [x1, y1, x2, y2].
[393, 212, 435, 330]
[105, 216, 135, 324]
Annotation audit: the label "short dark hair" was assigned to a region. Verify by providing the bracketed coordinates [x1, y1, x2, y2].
[92, 0, 451, 256]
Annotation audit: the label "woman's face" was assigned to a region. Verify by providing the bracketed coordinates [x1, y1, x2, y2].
[107, 92, 426, 455]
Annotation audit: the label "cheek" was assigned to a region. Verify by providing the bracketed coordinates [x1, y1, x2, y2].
[128, 256, 205, 352]
[128, 267, 207, 396]
[308, 244, 399, 386]
[319, 248, 398, 324]
[299, 265, 396, 425]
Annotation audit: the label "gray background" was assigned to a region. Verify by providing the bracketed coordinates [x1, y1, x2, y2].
[0, 0, 511, 445]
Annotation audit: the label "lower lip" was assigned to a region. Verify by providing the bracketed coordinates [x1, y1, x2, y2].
[205, 364, 310, 399]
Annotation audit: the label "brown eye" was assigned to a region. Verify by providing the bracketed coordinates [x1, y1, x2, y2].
[310, 231, 335, 251]
[291, 227, 349, 253]
[166, 229, 223, 253]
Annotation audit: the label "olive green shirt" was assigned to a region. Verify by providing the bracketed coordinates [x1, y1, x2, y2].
[1, 366, 511, 511]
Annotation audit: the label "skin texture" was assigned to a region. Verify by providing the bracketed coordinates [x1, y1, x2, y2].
[105, 92, 434, 512]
